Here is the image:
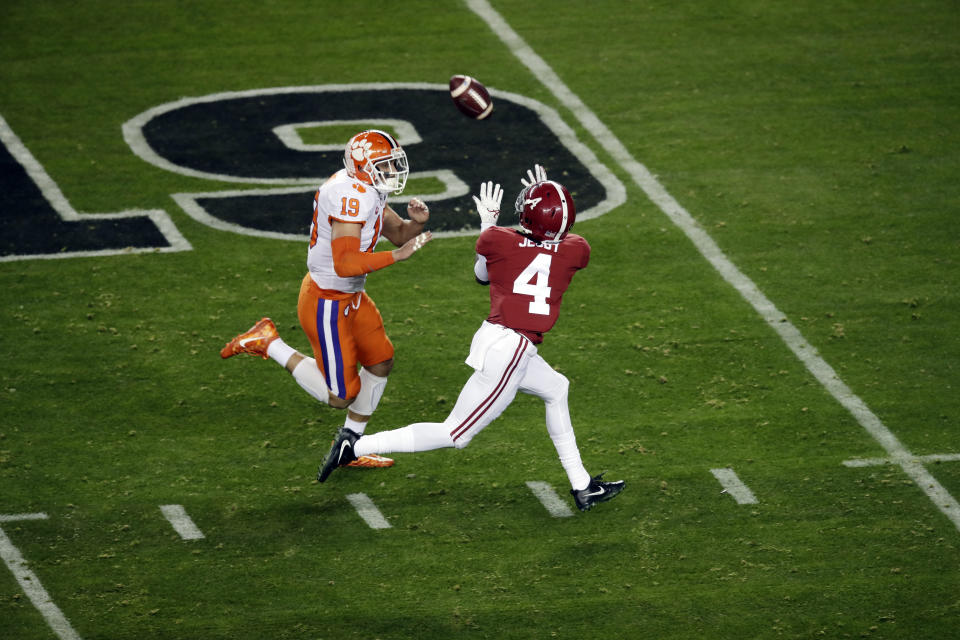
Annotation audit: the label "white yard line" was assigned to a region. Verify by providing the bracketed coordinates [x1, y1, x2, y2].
[346, 493, 392, 529]
[526, 481, 575, 518]
[844, 453, 960, 468]
[159, 505, 205, 540]
[710, 469, 759, 505]
[0, 512, 50, 523]
[467, 0, 960, 532]
[0, 513, 83, 640]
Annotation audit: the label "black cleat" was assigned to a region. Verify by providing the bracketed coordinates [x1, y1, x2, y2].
[570, 473, 625, 512]
[317, 428, 360, 483]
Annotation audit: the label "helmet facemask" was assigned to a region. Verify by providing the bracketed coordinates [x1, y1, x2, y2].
[365, 149, 409, 194]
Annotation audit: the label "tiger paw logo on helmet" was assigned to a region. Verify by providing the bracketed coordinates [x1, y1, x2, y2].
[350, 139, 373, 163]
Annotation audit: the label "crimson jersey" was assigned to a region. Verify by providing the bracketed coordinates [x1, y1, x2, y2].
[477, 227, 590, 344]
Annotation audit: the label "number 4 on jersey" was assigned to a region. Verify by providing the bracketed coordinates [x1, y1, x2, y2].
[514, 253, 553, 315]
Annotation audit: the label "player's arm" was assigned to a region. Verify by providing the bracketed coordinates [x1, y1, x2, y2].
[474, 254, 490, 286]
[381, 198, 429, 246]
[330, 220, 430, 276]
[472, 181, 502, 284]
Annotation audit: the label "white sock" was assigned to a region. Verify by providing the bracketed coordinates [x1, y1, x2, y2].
[544, 399, 591, 490]
[290, 358, 330, 405]
[344, 415, 368, 436]
[266, 338, 296, 367]
[551, 432, 591, 491]
[355, 425, 416, 455]
[355, 422, 454, 456]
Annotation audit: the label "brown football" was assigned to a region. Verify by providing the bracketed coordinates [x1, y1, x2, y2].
[449, 75, 494, 120]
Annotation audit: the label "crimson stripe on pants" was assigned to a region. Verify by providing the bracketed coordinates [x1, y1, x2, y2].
[450, 338, 527, 442]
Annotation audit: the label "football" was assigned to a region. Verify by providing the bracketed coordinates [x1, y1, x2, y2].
[449, 74, 494, 120]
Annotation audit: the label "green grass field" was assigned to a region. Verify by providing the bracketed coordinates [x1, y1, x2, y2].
[2, 1, 959, 638]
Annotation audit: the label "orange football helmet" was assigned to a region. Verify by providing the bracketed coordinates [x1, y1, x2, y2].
[343, 129, 409, 194]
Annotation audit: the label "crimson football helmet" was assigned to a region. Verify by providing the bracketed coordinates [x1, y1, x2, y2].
[515, 180, 576, 243]
[343, 129, 409, 194]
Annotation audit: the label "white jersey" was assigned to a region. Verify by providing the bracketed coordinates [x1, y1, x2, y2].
[306, 169, 388, 293]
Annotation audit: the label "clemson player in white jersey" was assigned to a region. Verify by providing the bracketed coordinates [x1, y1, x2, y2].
[318, 165, 625, 512]
[221, 129, 431, 468]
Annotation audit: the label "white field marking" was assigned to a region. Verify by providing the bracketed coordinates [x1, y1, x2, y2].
[467, 0, 960, 533]
[843, 452, 960, 468]
[159, 505, 205, 540]
[123, 83, 625, 239]
[0, 112, 191, 263]
[0, 512, 49, 522]
[710, 469, 759, 505]
[0, 513, 83, 640]
[526, 481, 575, 518]
[346, 493, 392, 530]
[272, 119, 423, 152]
[170, 169, 469, 242]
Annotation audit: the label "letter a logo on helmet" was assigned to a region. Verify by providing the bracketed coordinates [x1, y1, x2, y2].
[343, 129, 409, 194]
[516, 180, 576, 243]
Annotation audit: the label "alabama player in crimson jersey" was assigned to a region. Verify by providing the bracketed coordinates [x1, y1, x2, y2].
[221, 129, 431, 469]
[477, 210, 589, 345]
[318, 166, 625, 512]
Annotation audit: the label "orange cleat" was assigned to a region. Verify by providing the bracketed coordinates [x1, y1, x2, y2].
[220, 317, 279, 360]
[345, 454, 395, 469]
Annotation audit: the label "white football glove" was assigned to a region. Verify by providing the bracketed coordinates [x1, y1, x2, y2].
[472, 181, 503, 227]
[520, 164, 548, 188]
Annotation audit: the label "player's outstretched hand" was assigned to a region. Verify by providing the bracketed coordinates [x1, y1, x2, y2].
[472, 181, 503, 226]
[393, 231, 432, 262]
[407, 197, 430, 224]
[520, 164, 547, 188]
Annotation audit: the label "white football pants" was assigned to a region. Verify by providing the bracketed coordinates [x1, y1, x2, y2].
[355, 322, 591, 489]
